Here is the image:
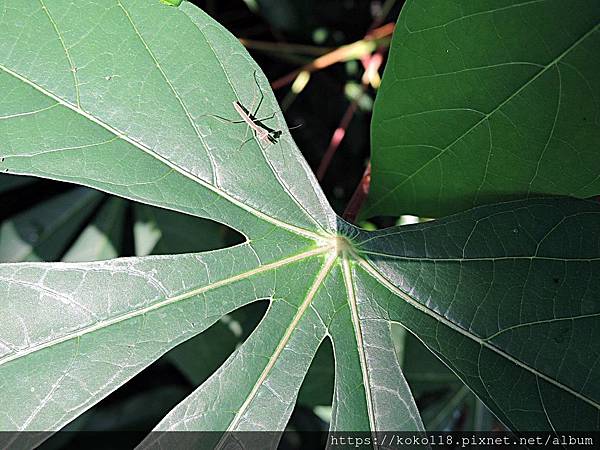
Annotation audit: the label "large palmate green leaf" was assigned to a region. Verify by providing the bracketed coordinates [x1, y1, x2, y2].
[366, 0, 600, 218]
[0, 0, 419, 441]
[357, 197, 600, 431]
[0, 0, 598, 446]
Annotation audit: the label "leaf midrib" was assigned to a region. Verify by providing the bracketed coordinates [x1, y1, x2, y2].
[0, 244, 332, 367]
[351, 248, 600, 411]
[341, 254, 377, 431]
[0, 63, 324, 243]
[215, 251, 337, 440]
[352, 250, 600, 263]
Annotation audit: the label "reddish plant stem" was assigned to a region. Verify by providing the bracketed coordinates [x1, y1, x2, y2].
[316, 48, 384, 182]
[269, 1, 397, 220]
[316, 99, 360, 181]
[343, 162, 371, 223]
[270, 23, 394, 90]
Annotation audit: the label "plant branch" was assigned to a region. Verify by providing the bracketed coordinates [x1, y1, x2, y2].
[270, 23, 394, 90]
[317, 48, 384, 181]
[343, 162, 371, 223]
[316, 97, 361, 181]
[240, 39, 334, 57]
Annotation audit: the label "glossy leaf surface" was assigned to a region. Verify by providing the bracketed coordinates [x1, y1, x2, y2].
[367, 0, 600, 218]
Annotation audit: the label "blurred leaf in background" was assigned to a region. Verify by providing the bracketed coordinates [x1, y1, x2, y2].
[63, 197, 127, 262]
[0, 174, 35, 195]
[0, 188, 102, 262]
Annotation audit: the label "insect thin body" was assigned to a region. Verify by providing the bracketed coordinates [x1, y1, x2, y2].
[232, 100, 280, 144]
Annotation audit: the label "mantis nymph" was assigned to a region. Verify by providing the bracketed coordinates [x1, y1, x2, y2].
[206, 71, 283, 149]
[231, 99, 282, 145]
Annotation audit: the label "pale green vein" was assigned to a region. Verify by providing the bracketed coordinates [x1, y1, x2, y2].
[217, 250, 336, 440]
[0, 63, 325, 242]
[0, 244, 332, 367]
[349, 248, 600, 411]
[528, 64, 562, 193]
[341, 254, 377, 433]
[182, 9, 327, 234]
[116, 0, 218, 185]
[367, 21, 600, 213]
[355, 250, 600, 263]
[484, 312, 600, 341]
[7, 137, 119, 158]
[536, 376, 558, 433]
[382, 107, 486, 123]
[20, 337, 82, 430]
[38, 0, 81, 107]
[0, 103, 59, 120]
[405, 0, 549, 34]
[393, 61, 545, 82]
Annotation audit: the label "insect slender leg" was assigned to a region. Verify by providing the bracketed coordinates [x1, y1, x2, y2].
[198, 112, 245, 124]
[251, 70, 265, 119]
[235, 113, 252, 152]
[236, 134, 255, 153]
[255, 112, 276, 122]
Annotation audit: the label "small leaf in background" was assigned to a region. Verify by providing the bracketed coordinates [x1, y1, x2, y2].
[401, 332, 499, 431]
[133, 204, 237, 256]
[62, 197, 127, 262]
[0, 188, 102, 262]
[167, 302, 267, 386]
[296, 338, 335, 408]
[0, 174, 35, 195]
